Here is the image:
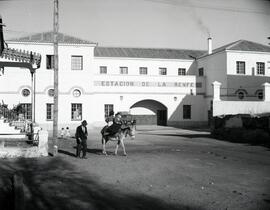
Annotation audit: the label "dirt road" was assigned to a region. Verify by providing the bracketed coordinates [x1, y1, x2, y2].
[0, 126, 270, 210]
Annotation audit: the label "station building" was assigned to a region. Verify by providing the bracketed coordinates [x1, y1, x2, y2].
[0, 32, 270, 131]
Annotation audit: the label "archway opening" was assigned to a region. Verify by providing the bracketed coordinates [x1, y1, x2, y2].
[130, 99, 167, 126]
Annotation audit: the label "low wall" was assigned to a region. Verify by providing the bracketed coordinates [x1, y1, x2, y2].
[213, 101, 270, 117]
[0, 130, 48, 158]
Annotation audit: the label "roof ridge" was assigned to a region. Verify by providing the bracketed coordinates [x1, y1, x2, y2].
[94, 47, 206, 59]
[96, 46, 206, 52]
[8, 31, 96, 45]
[225, 40, 244, 50]
[198, 39, 270, 59]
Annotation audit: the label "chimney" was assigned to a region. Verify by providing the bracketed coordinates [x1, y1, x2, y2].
[208, 37, 212, 54]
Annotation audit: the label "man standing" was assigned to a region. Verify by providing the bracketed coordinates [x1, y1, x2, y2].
[75, 120, 88, 159]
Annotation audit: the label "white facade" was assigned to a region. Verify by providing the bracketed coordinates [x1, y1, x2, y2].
[1, 36, 270, 132]
[197, 41, 270, 113]
[0, 39, 208, 131]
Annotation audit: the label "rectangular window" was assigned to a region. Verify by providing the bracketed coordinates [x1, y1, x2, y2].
[183, 105, 191, 119]
[139, 67, 148, 75]
[178, 68, 186, 75]
[256, 62, 265, 75]
[159, 68, 167, 75]
[120, 67, 128, 74]
[71, 56, 83, 70]
[100, 66, 107, 74]
[196, 82, 202, 88]
[46, 55, 54, 69]
[198, 68, 204, 76]
[20, 103, 32, 120]
[71, 103, 82, 121]
[104, 104, 114, 118]
[236, 61, 245, 74]
[46, 103, 54, 121]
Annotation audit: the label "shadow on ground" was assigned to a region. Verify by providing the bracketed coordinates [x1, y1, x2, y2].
[0, 157, 204, 210]
[58, 148, 104, 157]
[140, 133, 212, 139]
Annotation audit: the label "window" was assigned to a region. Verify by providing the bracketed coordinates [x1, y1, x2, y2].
[20, 103, 32, 120]
[237, 91, 245, 100]
[120, 67, 128, 74]
[139, 67, 148, 75]
[100, 66, 107, 74]
[46, 104, 54, 121]
[159, 68, 167, 75]
[48, 89, 54, 97]
[198, 68, 204, 76]
[104, 104, 114, 118]
[235, 89, 247, 100]
[257, 91, 263, 100]
[71, 56, 83, 70]
[71, 103, 82, 120]
[183, 105, 191, 119]
[196, 82, 202, 88]
[178, 68, 186, 75]
[256, 62, 265, 75]
[255, 89, 264, 100]
[46, 55, 54, 69]
[72, 89, 81, 97]
[21, 89, 30, 97]
[236, 61, 245, 74]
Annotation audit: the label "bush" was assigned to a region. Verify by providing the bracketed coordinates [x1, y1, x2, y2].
[211, 127, 270, 146]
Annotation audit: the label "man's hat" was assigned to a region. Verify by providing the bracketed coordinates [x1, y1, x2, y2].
[82, 120, 88, 125]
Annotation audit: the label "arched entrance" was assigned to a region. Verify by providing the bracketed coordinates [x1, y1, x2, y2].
[130, 99, 167, 126]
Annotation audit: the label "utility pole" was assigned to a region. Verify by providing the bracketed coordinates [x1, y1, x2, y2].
[53, 0, 59, 155]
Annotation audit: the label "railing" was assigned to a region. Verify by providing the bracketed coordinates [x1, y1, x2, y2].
[0, 47, 41, 67]
[0, 104, 32, 133]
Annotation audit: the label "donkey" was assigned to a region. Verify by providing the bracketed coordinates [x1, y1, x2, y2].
[100, 122, 136, 156]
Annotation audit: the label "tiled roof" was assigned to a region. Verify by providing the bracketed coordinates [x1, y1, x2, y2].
[8, 31, 96, 45]
[198, 40, 270, 59]
[94, 47, 206, 60]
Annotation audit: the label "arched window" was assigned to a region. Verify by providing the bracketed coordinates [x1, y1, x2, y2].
[73, 89, 81, 97]
[255, 89, 263, 100]
[235, 89, 247, 100]
[48, 89, 54, 97]
[21, 89, 30, 97]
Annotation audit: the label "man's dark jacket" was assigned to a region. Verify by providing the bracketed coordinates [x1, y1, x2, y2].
[75, 125, 88, 144]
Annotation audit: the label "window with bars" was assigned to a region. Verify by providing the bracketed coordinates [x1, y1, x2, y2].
[20, 103, 32, 120]
[46, 55, 54, 69]
[183, 105, 191, 119]
[100, 66, 107, 74]
[71, 103, 82, 121]
[178, 68, 186, 75]
[104, 104, 114, 118]
[139, 67, 148, 75]
[236, 61, 245, 74]
[120, 67, 128, 74]
[256, 62, 265, 75]
[159, 68, 167, 75]
[71, 56, 83, 70]
[46, 103, 54, 121]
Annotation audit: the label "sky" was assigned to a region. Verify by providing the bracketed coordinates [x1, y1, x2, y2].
[0, 0, 270, 50]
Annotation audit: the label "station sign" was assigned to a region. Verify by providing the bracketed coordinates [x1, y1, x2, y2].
[94, 80, 196, 88]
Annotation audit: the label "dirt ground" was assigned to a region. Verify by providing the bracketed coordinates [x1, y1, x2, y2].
[0, 125, 270, 210]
